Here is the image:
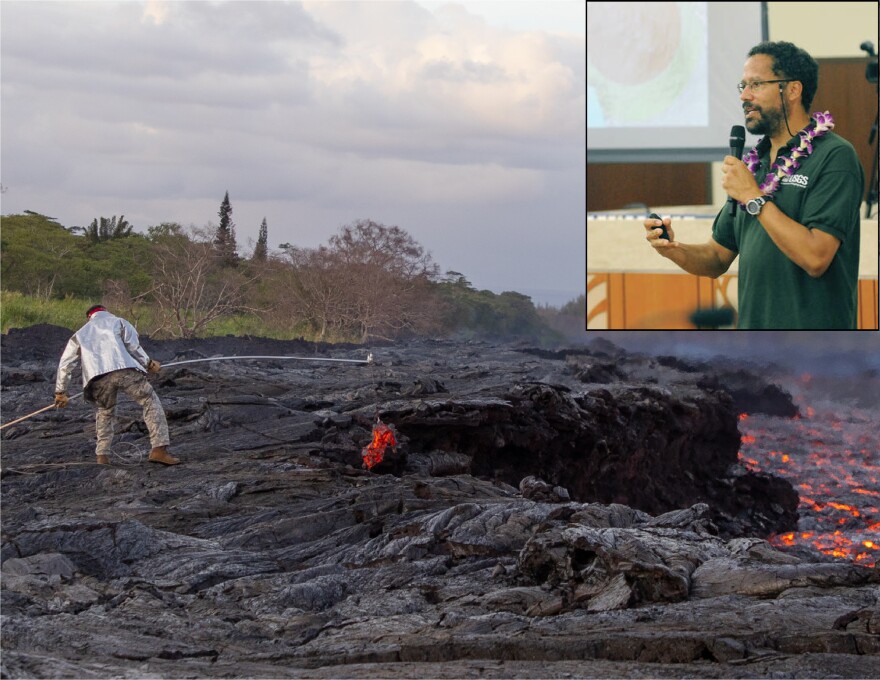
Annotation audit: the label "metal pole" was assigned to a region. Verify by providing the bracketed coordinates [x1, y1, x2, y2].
[0, 404, 57, 430]
[164, 353, 373, 367]
[0, 353, 374, 430]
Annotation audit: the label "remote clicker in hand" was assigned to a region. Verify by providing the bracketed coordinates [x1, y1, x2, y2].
[648, 213, 671, 241]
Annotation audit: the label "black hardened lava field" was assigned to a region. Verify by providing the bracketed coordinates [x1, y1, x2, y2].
[2, 326, 878, 678]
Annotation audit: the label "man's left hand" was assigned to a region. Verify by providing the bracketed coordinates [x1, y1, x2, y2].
[147, 360, 161, 373]
[721, 156, 761, 204]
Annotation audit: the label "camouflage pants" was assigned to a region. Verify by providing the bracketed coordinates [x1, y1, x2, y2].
[88, 369, 170, 457]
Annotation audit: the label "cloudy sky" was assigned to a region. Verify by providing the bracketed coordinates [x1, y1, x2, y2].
[1, 1, 585, 306]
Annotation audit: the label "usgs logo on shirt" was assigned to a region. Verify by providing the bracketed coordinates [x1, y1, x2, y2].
[781, 174, 809, 188]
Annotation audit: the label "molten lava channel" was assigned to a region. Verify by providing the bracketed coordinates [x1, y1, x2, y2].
[737, 398, 878, 567]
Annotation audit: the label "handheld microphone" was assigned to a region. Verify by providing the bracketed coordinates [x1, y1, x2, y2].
[728, 125, 746, 216]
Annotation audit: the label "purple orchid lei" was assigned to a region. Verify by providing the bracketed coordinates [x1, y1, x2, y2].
[739, 111, 834, 205]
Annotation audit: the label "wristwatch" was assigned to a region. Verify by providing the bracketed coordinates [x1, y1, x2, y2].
[745, 195, 771, 216]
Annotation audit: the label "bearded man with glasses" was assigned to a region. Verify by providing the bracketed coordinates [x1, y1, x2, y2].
[645, 41, 864, 329]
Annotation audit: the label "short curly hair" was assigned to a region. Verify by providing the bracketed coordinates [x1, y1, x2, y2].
[747, 41, 819, 111]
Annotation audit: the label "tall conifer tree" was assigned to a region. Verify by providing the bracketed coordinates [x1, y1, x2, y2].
[214, 191, 238, 266]
[253, 217, 268, 262]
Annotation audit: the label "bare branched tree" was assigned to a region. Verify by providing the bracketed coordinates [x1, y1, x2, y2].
[148, 228, 256, 338]
[328, 219, 440, 341]
[102, 279, 155, 329]
[279, 246, 349, 341]
[266, 221, 442, 341]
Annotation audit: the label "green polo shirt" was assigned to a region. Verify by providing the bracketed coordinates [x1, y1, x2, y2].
[711, 128, 863, 329]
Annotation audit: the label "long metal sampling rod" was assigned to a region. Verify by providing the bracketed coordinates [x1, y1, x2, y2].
[164, 353, 373, 367]
[0, 353, 374, 430]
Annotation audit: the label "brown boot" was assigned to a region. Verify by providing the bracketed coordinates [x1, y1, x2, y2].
[148, 446, 180, 465]
[96, 454, 110, 465]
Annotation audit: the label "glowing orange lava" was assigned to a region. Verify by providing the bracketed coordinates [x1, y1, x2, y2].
[361, 421, 397, 469]
[738, 401, 878, 567]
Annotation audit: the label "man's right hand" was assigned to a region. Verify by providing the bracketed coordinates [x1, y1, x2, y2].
[644, 216, 677, 251]
[54, 392, 69, 408]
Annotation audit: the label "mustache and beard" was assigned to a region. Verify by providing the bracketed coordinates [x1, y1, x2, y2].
[743, 104, 785, 136]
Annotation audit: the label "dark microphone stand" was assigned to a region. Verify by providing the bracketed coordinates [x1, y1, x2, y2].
[861, 41, 879, 218]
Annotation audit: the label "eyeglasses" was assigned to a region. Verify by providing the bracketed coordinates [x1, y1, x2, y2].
[738, 79, 793, 94]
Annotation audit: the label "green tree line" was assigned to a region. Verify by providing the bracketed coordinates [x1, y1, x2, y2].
[1, 206, 582, 343]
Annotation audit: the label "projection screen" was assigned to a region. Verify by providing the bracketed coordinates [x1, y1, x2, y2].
[587, 2, 767, 163]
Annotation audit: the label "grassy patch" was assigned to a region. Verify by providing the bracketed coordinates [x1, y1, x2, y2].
[0, 291, 339, 341]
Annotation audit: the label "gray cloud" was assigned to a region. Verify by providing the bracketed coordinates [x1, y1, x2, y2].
[1, 0, 585, 304]
[421, 58, 511, 83]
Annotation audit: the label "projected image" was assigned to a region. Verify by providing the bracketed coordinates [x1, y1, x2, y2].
[587, 2, 707, 128]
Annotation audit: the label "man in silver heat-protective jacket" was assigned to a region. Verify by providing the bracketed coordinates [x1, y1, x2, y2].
[54, 305, 180, 466]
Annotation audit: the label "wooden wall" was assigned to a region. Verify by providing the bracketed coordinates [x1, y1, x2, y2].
[859, 278, 879, 330]
[814, 58, 878, 201]
[587, 273, 879, 330]
[586, 163, 710, 213]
